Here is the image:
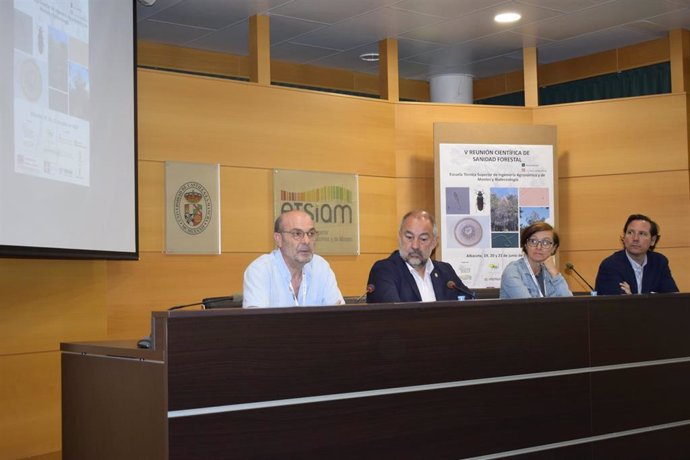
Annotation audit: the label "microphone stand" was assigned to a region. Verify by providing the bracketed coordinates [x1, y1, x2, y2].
[566, 263, 596, 293]
[447, 281, 475, 300]
[355, 285, 374, 303]
[168, 301, 203, 311]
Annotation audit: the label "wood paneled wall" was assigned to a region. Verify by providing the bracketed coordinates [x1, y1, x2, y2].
[1, 69, 689, 459]
[137, 41, 430, 101]
[534, 93, 690, 292]
[0, 259, 107, 459]
[139, 36, 670, 103]
[474, 37, 670, 100]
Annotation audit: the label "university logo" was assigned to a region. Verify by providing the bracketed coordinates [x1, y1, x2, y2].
[174, 181, 213, 235]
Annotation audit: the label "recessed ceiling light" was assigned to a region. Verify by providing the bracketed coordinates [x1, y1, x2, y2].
[359, 52, 379, 62]
[494, 12, 521, 23]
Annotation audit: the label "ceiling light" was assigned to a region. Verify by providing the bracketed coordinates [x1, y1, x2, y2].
[359, 52, 379, 62]
[494, 12, 521, 23]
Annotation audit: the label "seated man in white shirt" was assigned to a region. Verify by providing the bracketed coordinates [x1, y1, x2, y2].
[242, 210, 344, 308]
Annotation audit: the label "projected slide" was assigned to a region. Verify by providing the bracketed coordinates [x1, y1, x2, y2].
[1, 0, 136, 258]
[13, 0, 90, 186]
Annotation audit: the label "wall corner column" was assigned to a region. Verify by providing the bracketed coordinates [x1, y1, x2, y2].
[523, 47, 539, 107]
[670, 29, 690, 94]
[379, 38, 399, 102]
[249, 15, 270, 85]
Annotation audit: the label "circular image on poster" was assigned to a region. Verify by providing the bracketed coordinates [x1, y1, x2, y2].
[20, 58, 42, 102]
[454, 218, 482, 247]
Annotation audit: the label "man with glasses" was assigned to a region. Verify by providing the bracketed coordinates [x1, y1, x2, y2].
[243, 210, 344, 307]
[366, 210, 474, 303]
[595, 214, 678, 295]
[500, 221, 572, 298]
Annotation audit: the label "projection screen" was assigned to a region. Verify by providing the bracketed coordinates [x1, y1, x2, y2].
[0, 0, 137, 259]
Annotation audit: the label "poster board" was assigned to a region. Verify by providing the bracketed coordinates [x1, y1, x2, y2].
[434, 123, 557, 288]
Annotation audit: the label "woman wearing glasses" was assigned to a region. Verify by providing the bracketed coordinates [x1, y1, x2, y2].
[499, 222, 573, 299]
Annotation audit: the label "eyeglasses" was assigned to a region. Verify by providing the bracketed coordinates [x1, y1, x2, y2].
[281, 229, 319, 240]
[526, 238, 554, 248]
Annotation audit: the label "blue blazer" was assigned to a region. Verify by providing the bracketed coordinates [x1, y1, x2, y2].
[366, 251, 473, 303]
[595, 249, 679, 295]
[499, 257, 573, 299]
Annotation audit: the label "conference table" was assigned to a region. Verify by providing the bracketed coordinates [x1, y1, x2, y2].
[61, 293, 690, 459]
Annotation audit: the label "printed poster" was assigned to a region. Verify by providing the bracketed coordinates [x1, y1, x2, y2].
[439, 144, 555, 288]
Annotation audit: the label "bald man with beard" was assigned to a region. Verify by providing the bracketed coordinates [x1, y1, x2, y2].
[243, 210, 344, 308]
[366, 210, 473, 303]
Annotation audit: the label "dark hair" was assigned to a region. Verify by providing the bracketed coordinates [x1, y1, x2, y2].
[621, 214, 659, 250]
[520, 221, 559, 254]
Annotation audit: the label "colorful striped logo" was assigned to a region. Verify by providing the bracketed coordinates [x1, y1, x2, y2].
[280, 186, 352, 203]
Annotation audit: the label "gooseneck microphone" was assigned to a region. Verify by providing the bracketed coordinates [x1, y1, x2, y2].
[168, 294, 241, 311]
[143, 295, 240, 348]
[168, 300, 204, 311]
[446, 280, 475, 299]
[565, 262, 595, 292]
[355, 284, 375, 303]
[203, 295, 242, 309]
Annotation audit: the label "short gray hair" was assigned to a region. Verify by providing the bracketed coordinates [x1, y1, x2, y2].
[399, 210, 437, 237]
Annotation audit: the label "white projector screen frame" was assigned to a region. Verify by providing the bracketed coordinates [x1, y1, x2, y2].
[0, 0, 138, 259]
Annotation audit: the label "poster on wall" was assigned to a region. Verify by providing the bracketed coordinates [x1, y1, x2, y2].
[165, 161, 221, 254]
[273, 169, 359, 255]
[439, 144, 555, 288]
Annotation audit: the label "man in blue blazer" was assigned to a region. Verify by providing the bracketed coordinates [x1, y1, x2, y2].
[595, 214, 678, 295]
[367, 210, 473, 303]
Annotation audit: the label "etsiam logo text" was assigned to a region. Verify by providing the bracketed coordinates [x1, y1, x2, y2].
[279, 185, 353, 224]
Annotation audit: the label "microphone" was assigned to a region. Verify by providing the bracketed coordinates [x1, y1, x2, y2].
[137, 336, 152, 349]
[168, 294, 242, 311]
[203, 294, 242, 309]
[355, 284, 375, 303]
[446, 280, 474, 299]
[565, 262, 595, 292]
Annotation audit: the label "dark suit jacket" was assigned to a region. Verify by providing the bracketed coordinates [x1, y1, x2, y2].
[594, 249, 679, 295]
[366, 250, 474, 303]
